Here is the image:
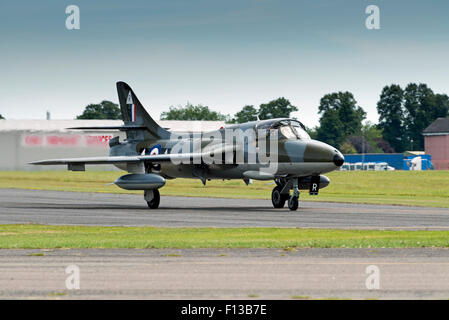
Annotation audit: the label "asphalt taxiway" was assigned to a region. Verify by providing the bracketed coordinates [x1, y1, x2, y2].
[2, 189, 449, 299]
[0, 189, 448, 229]
[2, 248, 449, 299]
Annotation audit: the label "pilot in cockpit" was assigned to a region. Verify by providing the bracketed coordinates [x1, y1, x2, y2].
[268, 120, 311, 140]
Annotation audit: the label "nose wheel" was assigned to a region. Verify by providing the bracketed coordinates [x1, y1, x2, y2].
[288, 177, 300, 211]
[271, 178, 300, 211]
[288, 195, 299, 211]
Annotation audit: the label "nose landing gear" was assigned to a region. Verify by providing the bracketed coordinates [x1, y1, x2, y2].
[271, 177, 300, 211]
[288, 195, 299, 211]
[288, 177, 300, 211]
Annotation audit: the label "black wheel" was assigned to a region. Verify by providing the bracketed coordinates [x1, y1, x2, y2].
[146, 189, 160, 209]
[288, 195, 299, 211]
[271, 186, 287, 208]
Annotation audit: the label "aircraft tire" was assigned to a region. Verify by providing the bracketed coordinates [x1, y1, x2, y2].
[146, 189, 160, 209]
[288, 195, 299, 211]
[271, 186, 287, 208]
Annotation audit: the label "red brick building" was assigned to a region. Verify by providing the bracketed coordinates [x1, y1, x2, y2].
[423, 118, 449, 170]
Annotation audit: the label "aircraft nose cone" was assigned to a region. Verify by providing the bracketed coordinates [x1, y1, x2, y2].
[333, 153, 344, 167]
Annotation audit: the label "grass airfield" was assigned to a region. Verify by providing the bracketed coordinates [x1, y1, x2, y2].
[1, 224, 449, 249]
[2, 170, 449, 299]
[0, 170, 448, 249]
[0, 170, 448, 208]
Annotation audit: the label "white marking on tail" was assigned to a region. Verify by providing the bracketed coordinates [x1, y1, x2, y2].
[127, 91, 137, 122]
[126, 91, 133, 104]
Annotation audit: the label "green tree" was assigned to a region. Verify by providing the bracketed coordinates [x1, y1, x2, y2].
[363, 122, 384, 153]
[346, 122, 393, 154]
[231, 105, 259, 123]
[258, 97, 298, 120]
[316, 92, 366, 148]
[340, 141, 357, 154]
[377, 84, 405, 152]
[403, 83, 449, 150]
[0, 114, 4, 119]
[305, 126, 318, 140]
[317, 109, 346, 148]
[160, 103, 229, 121]
[76, 101, 121, 120]
[354, 122, 384, 153]
[434, 93, 449, 119]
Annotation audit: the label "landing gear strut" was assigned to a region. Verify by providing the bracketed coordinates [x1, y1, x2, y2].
[145, 189, 160, 209]
[271, 178, 300, 211]
[288, 178, 300, 211]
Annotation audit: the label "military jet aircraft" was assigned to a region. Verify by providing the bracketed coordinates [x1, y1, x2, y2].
[31, 82, 344, 211]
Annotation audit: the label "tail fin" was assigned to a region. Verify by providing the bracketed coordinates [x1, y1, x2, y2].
[116, 81, 170, 140]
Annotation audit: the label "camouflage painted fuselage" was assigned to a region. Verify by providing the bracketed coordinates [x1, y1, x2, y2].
[110, 118, 344, 183]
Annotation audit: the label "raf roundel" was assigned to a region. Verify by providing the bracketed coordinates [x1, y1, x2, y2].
[149, 144, 162, 156]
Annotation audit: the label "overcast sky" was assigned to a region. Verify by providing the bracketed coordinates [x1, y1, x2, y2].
[1, 0, 449, 126]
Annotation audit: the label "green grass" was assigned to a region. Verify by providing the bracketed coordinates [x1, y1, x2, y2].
[1, 224, 449, 249]
[0, 170, 448, 207]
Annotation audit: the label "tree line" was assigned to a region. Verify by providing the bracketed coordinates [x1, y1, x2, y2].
[75, 82, 449, 153]
[311, 84, 449, 153]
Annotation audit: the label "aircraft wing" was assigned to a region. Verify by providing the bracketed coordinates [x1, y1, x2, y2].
[29, 153, 203, 166]
[30, 143, 239, 170]
[30, 156, 142, 165]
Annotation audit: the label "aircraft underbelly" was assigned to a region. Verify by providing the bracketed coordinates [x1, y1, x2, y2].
[159, 162, 336, 180]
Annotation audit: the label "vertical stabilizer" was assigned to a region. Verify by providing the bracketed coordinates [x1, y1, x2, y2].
[116, 81, 170, 140]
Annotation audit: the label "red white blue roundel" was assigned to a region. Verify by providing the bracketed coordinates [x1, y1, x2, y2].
[148, 144, 161, 156]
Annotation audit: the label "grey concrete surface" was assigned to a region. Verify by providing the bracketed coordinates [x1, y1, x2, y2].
[1, 248, 449, 299]
[0, 189, 448, 229]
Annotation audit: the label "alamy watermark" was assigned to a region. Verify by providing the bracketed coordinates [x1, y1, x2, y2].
[65, 264, 80, 290]
[65, 5, 80, 30]
[365, 5, 380, 30]
[365, 265, 380, 290]
[167, 128, 280, 175]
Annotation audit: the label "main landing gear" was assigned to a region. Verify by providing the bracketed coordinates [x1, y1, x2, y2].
[145, 189, 160, 209]
[271, 178, 300, 211]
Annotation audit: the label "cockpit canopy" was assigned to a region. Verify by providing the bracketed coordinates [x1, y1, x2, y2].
[256, 119, 310, 140]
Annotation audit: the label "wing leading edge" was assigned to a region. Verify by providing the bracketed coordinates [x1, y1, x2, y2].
[29, 153, 204, 166]
[30, 144, 239, 170]
[29, 152, 220, 172]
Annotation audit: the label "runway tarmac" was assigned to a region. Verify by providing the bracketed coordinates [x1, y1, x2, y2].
[2, 189, 449, 299]
[2, 248, 449, 299]
[0, 189, 448, 229]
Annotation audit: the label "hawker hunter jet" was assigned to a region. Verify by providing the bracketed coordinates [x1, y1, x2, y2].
[31, 82, 344, 211]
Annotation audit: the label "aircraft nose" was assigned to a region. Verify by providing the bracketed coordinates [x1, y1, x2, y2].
[302, 140, 344, 166]
[333, 152, 345, 167]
